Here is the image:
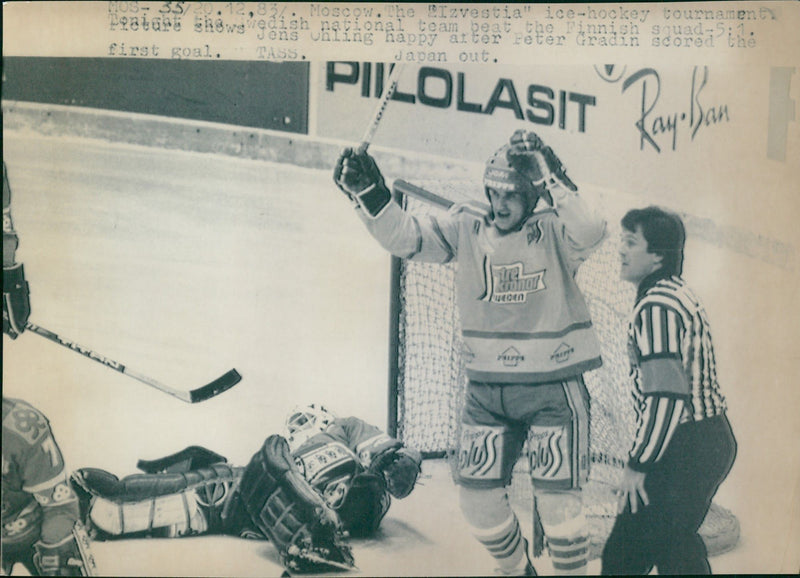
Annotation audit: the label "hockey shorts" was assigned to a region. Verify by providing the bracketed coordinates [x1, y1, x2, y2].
[455, 376, 590, 490]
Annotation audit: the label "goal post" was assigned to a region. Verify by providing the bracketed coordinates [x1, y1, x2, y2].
[387, 253, 403, 446]
[386, 184, 467, 458]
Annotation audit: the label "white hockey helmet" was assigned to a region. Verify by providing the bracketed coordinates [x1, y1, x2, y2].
[284, 404, 336, 451]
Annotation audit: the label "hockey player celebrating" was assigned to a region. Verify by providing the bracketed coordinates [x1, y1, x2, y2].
[2, 398, 97, 576]
[334, 130, 607, 575]
[71, 405, 422, 574]
[601, 207, 737, 574]
[3, 161, 31, 339]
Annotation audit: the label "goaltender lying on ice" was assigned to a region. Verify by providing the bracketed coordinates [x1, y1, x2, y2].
[69, 405, 422, 575]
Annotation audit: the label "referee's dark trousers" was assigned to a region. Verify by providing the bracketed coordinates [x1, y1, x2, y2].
[601, 414, 737, 575]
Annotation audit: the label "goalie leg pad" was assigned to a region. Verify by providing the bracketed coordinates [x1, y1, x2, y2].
[72, 465, 240, 538]
[84, 492, 207, 537]
[238, 435, 354, 573]
[136, 445, 228, 474]
[73, 465, 239, 502]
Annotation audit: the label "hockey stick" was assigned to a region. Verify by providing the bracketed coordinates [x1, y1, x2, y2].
[392, 178, 455, 209]
[357, 63, 405, 154]
[25, 322, 241, 403]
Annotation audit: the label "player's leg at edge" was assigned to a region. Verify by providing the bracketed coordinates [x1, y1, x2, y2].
[460, 485, 537, 576]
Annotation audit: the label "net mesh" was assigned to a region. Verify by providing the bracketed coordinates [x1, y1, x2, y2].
[392, 179, 639, 557]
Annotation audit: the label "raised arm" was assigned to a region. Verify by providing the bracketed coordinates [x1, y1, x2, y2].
[333, 148, 461, 263]
[507, 130, 607, 256]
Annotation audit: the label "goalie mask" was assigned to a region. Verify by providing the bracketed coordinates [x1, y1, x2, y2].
[284, 404, 336, 451]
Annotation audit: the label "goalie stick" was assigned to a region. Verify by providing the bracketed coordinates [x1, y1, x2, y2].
[25, 322, 241, 403]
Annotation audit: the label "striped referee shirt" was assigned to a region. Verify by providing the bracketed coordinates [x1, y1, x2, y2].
[627, 273, 727, 472]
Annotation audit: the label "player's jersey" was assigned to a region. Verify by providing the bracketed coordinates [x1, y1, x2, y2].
[2, 398, 79, 541]
[292, 417, 400, 534]
[293, 416, 400, 493]
[361, 191, 606, 383]
[626, 275, 728, 469]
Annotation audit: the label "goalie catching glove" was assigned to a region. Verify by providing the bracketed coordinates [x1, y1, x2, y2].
[235, 435, 355, 574]
[370, 446, 422, 499]
[333, 148, 392, 217]
[506, 129, 577, 204]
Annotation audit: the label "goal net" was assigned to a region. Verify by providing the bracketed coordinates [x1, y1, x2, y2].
[388, 178, 739, 558]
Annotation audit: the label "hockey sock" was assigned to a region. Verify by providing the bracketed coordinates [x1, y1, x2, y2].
[542, 514, 589, 574]
[471, 513, 531, 574]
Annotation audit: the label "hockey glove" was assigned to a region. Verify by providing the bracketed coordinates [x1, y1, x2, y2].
[237, 435, 355, 574]
[375, 447, 422, 499]
[507, 129, 577, 203]
[3, 262, 30, 339]
[333, 148, 392, 217]
[33, 522, 97, 576]
[509, 129, 544, 151]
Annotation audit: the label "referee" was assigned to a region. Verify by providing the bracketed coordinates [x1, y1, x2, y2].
[602, 206, 737, 575]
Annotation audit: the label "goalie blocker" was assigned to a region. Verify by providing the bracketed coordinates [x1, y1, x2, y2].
[229, 435, 355, 574]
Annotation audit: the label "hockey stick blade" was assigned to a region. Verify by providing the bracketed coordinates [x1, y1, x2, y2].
[26, 322, 241, 404]
[188, 368, 242, 403]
